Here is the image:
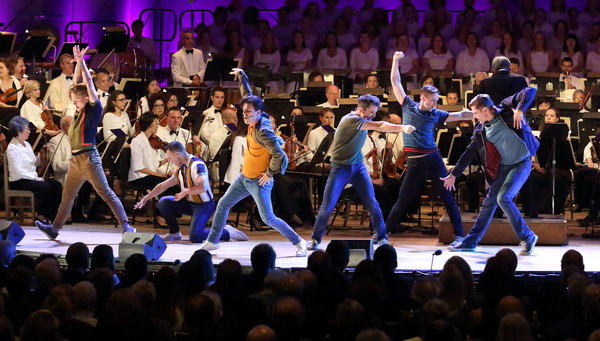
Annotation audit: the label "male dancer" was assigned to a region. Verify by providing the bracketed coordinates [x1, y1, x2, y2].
[198, 68, 307, 257]
[134, 141, 247, 243]
[307, 94, 416, 250]
[36, 46, 135, 239]
[385, 51, 472, 246]
[441, 88, 539, 255]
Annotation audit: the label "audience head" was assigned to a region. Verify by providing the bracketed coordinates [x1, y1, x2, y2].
[91, 244, 115, 272]
[562, 249, 585, 273]
[326, 240, 349, 272]
[357, 94, 381, 118]
[124, 253, 148, 284]
[246, 324, 277, 341]
[411, 276, 442, 305]
[66, 242, 90, 271]
[0, 240, 16, 268]
[491, 56, 511, 73]
[373, 244, 397, 274]
[35, 258, 61, 292]
[72, 281, 96, 314]
[307, 250, 331, 279]
[495, 248, 518, 274]
[497, 312, 533, 341]
[356, 328, 390, 341]
[270, 296, 305, 340]
[250, 243, 276, 274]
[20, 309, 61, 341]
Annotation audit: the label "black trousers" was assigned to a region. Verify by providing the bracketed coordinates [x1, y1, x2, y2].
[273, 174, 315, 225]
[9, 178, 62, 220]
[130, 175, 179, 196]
[522, 168, 572, 216]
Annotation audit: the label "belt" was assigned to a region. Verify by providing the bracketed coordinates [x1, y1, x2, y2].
[72, 149, 94, 156]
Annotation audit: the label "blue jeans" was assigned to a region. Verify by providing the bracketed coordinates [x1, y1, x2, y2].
[462, 158, 535, 247]
[312, 162, 386, 243]
[157, 196, 228, 243]
[208, 174, 301, 245]
[386, 152, 464, 236]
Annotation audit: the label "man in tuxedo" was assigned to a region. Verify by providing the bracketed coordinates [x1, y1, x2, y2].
[128, 19, 158, 66]
[44, 53, 76, 116]
[94, 71, 112, 108]
[477, 56, 528, 105]
[171, 30, 206, 87]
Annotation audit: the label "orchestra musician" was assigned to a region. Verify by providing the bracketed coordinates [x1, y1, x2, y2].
[317, 85, 340, 108]
[7, 55, 27, 88]
[128, 19, 158, 66]
[171, 30, 206, 88]
[307, 94, 416, 251]
[20, 80, 59, 136]
[134, 141, 248, 243]
[385, 51, 471, 245]
[43, 54, 76, 117]
[199, 87, 226, 148]
[156, 106, 204, 175]
[298, 107, 335, 165]
[199, 68, 307, 257]
[137, 78, 160, 117]
[48, 116, 73, 185]
[442, 89, 540, 255]
[102, 90, 135, 144]
[6, 116, 62, 224]
[0, 59, 22, 108]
[36, 46, 135, 240]
[94, 70, 113, 108]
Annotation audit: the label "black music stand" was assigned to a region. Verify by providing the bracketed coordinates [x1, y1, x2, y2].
[97, 31, 128, 54]
[101, 129, 127, 173]
[297, 89, 327, 106]
[0, 32, 17, 56]
[19, 35, 55, 60]
[182, 106, 204, 136]
[447, 131, 473, 166]
[122, 79, 145, 104]
[264, 98, 295, 120]
[204, 57, 239, 84]
[56, 42, 88, 61]
[537, 123, 575, 215]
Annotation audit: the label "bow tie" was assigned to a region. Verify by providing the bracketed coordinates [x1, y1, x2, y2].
[101, 92, 108, 97]
[134, 37, 142, 43]
[214, 109, 221, 113]
[185, 49, 193, 54]
[169, 130, 178, 135]
[65, 76, 73, 80]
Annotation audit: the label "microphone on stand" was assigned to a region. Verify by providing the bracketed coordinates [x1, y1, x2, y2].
[429, 249, 442, 274]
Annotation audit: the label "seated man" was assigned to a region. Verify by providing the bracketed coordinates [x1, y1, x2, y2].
[317, 85, 340, 108]
[128, 19, 158, 66]
[171, 30, 206, 87]
[560, 57, 584, 91]
[43, 53, 76, 116]
[156, 106, 204, 175]
[94, 70, 112, 108]
[446, 90, 460, 106]
[135, 141, 247, 242]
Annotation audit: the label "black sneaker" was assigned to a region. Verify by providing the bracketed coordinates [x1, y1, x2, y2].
[35, 220, 59, 240]
[519, 234, 538, 256]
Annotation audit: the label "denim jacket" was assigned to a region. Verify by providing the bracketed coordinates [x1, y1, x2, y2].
[450, 87, 539, 183]
[239, 70, 288, 176]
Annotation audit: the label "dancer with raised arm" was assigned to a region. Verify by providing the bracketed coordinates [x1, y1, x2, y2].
[306, 93, 416, 250]
[36, 46, 135, 240]
[385, 51, 472, 246]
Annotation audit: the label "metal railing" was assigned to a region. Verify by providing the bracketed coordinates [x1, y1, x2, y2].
[178, 9, 214, 30]
[64, 21, 130, 43]
[139, 8, 177, 69]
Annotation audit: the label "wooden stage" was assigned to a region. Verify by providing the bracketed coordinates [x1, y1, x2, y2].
[12, 221, 600, 273]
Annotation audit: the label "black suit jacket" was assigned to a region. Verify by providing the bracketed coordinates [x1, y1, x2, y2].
[476, 71, 528, 105]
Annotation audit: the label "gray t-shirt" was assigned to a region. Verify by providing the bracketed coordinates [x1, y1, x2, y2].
[330, 112, 368, 165]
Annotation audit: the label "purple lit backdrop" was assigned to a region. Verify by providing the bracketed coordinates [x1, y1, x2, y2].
[0, 0, 585, 68]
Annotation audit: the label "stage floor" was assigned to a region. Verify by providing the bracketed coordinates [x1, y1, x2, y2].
[13, 223, 600, 273]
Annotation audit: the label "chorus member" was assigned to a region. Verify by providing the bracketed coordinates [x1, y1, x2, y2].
[478, 57, 528, 105]
[272, 7, 295, 50]
[199, 68, 307, 257]
[560, 57, 584, 91]
[129, 112, 169, 187]
[171, 30, 206, 88]
[533, 9, 554, 39]
[518, 21, 536, 58]
[447, 23, 469, 57]
[252, 33, 282, 92]
[20, 80, 59, 136]
[385, 34, 419, 74]
[48, 116, 73, 185]
[209, 7, 228, 50]
[481, 20, 504, 59]
[349, 31, 379, 82]
[94, 71, 112, 108]
[298, 16, 318, 50]
[248, 20, 270, 50]
[137, 78, 160, 117]
[442, 90, 539, 255]
[586, 36, 600, 73]
[549, 20, 569, 53]
[223, 29, 248, 66]
[102, 91, 134, 144]
[199, 87, 226, 146]
[196, 30, 218, 64]
[548, 0, 568, 24]
[321, 0, 342, 30]
[417, 19, 437, 56]
[0, 59, 22, 108]
[306, 93, 416, 250]
[285, 31, 313, 93]
[561, 34, 585, 77]
[317, 32, 348, 71]
[526, 32, 554, 77]
[128, 20, 158, 65]
[43, 54, 74, 115]
[317, 85, 339, 108]
[156, 107, 203, 175]
[422, 34, 454, 73]
[582, 0, 600, 27]
[6, 116, 62, 223]
[495, 32, 524, 75]
[455, 32, 490, 78]
[7, 55, 27, 87]
[333, 17, 357, 52]
[386, 51, 472, 246]
[36, 46, 135, 240]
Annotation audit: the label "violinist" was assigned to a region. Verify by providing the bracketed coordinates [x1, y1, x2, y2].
[149, 93, 166, 118]
[156, 106, 205, 174]
[7, 55, 27, 88]
[6, 116, 62, 224]
[102, 91, 135, 144]
[20, 80, 59, 136]
[129, 112, 172, 188]
[0, 59, 22, 108]
[137, 78, 160, 118]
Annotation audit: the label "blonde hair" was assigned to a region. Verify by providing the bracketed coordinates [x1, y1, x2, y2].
[23, 80, 40, 99]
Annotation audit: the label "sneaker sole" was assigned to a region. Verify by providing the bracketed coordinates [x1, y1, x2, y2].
[520, 234, 539, 256]
[448, 247, 476, 252]
[35, 221, 58, 241]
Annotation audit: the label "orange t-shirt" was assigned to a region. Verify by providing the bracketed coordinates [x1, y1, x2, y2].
[242, 126, 271, 178]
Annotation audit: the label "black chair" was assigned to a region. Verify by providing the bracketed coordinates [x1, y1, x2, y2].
[326, 187, 373, 235]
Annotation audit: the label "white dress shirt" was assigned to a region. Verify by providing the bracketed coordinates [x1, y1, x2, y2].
[171, 47, 206, 87]
[43, 73, 74, 113]
[456, 48, 490, 76]
[302, 126, 332, 163]
[128, 133, 160, 181]
[156, 125, 206, 174]
[207, 125, 230, 161]
[48, 132, 71, 185]
[97, 90, 110, 109]
[317, 48, 348, 70]
[287, 48, 313, 72]
[199, 106, 224, 145]
[20, 100, 45, 130]
[349, 47, 379, 79]
[317, 101, 337, 108]
[102, 112, 134, 143]
[224, 136, 247, 184]
[6, 139, 38, 182]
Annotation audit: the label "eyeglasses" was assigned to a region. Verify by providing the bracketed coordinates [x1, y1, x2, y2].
[115, 98, 127, 102]
[153, 104, 165, 107]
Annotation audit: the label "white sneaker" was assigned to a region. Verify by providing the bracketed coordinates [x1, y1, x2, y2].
[122, 224, 136, 233]
[198, 240, 220, 251]
[306, 239, 319, 250]
[163, 232, 183, 241]
[295, 239, 307, 257]
[224, 224, 249, 241]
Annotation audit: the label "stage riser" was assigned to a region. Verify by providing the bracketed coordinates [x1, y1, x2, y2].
[438, 213, 568, 245]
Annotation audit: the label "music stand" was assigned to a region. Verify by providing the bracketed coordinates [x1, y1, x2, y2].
[120, 78, 145, 105]
[204, 57, 239, 83]
[0, 32, 17, 56]
[97, 31, 128, 54]
[264, 98, 295, 120]
[298, 89, 327, 106]
[446, 132, 473, 166]
[18, 35, 55, 60]
[577, 118, 600, 138]
[309, 131, 335, 167]
[56, 42, 88, 62]
[101, 129, 127, 172]
[182, 106, 204, 136]
[537, 123, 576, 214]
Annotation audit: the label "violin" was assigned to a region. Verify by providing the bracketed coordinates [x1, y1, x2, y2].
[185, 122, 202, 157]
[284, 116, 298, 170]
[149, 135, 168, 151]
[39, 100, 59, 131]
[366, 135, 381, 180]
[381, 132, 405, 179]
[0, 88, 23, 104]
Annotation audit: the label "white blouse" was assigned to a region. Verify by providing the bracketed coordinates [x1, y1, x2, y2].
[337, 33, 357, 52]
[20, 100, 45, 130]
[102, 112, 134, 143]
[456, 48, 490, 76]
[423, 49, 453, 71]
[587, 50, 600, 73]
[286, 48, 313, 72]
[349, 47, 379, 73]
[128, 133, 161, 181]
[224, 136, 247, 184]
[386, 48, 419, 74]
[253, 50, 281, 72]
[6, 139, 38, 182]
[317, 47, 348, 70]
[530, 50, 551, 73]
[481, 36, 502, 59]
